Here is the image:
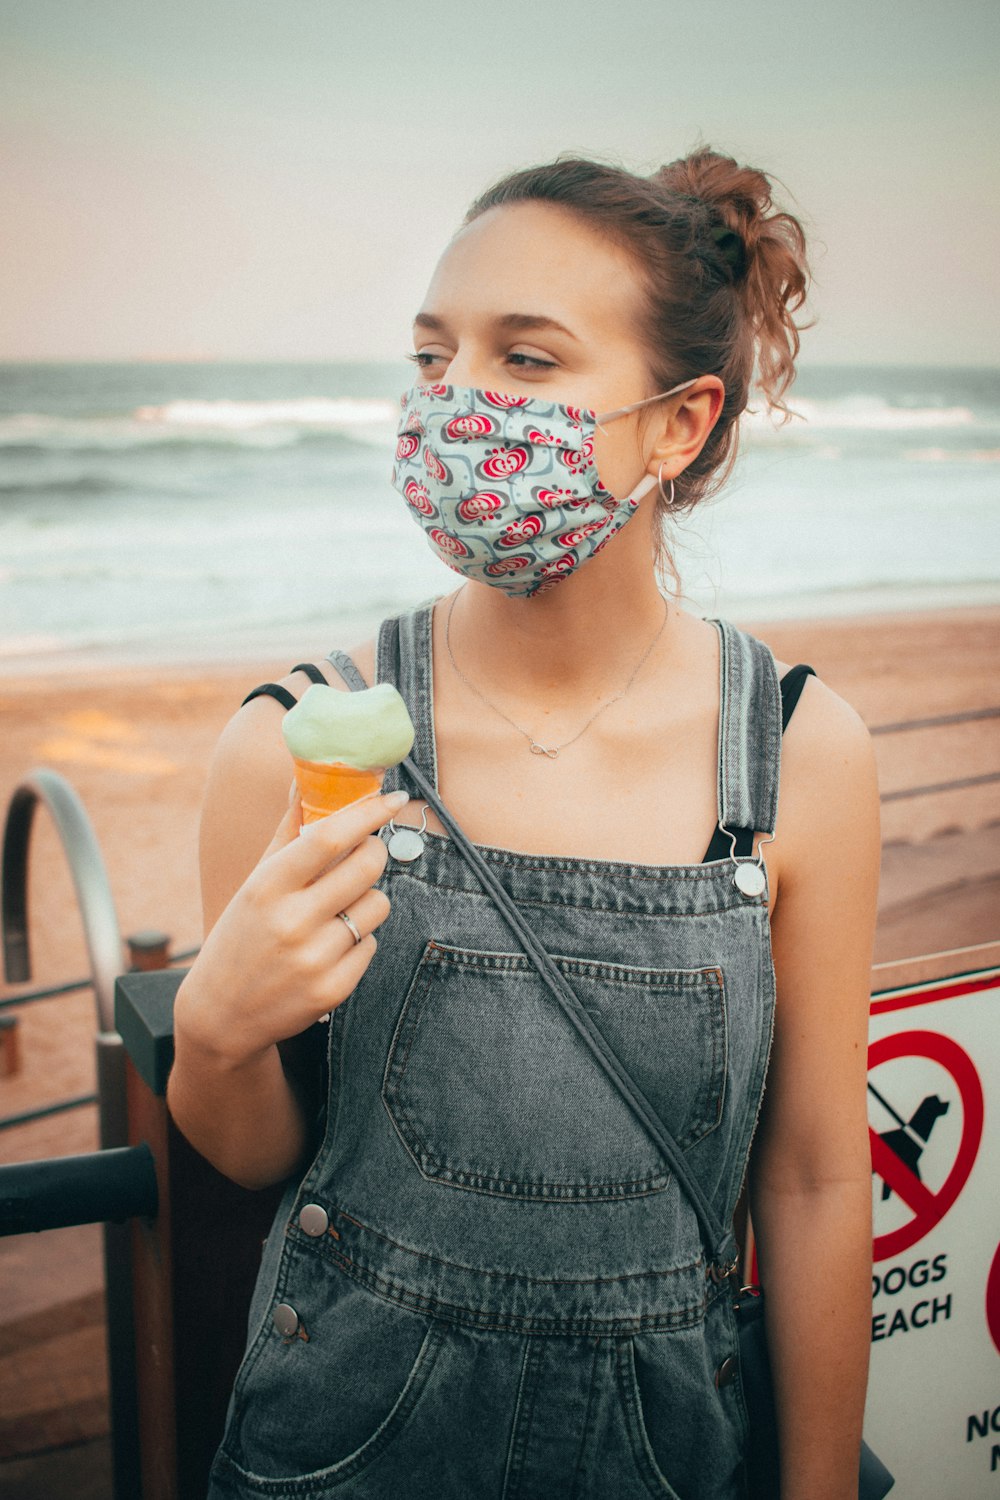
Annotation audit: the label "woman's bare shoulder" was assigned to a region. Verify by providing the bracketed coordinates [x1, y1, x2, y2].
[775, 671, 879, 858]
[208, 638, 377, 796]
[213, 636, 378, 764]
[197, 637, 377, 929]
[781, 669, 873, 758]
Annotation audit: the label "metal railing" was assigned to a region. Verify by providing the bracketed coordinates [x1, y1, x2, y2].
[1, 768, 140, 1500]
[0, 945, 198, 1130]
[0, 944, 200, 1013]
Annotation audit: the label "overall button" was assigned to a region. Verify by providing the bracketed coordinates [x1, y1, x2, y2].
[386, 803, 429, 863]
[733, 862, 766, 898]
[273, 1303, 300, 1338]
[715, 1355, 737, 1388]
[298, 1203, 329, 1237]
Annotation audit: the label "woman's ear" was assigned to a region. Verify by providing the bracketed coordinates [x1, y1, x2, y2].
[648, 377, 725, 482]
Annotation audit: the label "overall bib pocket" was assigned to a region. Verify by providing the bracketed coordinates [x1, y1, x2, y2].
[381, 942, 728, 1203]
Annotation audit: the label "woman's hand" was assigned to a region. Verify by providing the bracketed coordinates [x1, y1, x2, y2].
[174, 787, 409, 1069]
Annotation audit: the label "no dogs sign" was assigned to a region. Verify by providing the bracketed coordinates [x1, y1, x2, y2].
[863, 967, 1000, 1496]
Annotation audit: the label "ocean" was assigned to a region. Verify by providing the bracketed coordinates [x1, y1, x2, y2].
[1, 362, 998, 672]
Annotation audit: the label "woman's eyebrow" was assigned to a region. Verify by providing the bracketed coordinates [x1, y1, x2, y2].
[495, 313, 579, 341]
[412, 313, 449, 333]
[412, 311, 579, 342]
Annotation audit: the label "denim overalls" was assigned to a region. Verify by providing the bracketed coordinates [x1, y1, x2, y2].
[207, 598, 782, 1500]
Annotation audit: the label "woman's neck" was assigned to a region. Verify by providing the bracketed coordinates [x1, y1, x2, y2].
[442, 564, 676, 710]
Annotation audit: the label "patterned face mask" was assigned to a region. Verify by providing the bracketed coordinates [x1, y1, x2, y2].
[390, 378, 697, 598]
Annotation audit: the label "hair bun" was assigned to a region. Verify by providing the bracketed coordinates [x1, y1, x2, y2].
[708, 222, 748, 281]
[652, 146, 810, 416]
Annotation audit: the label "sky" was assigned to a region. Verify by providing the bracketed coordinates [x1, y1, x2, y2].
[1, 0, 998, 366]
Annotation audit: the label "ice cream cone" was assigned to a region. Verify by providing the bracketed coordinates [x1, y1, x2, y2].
[292, 756, 384, 824]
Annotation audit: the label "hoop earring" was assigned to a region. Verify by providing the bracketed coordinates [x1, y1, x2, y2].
[657, 462, 676, 511]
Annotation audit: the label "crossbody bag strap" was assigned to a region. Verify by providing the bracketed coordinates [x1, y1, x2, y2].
[398, 752, 738, 1280]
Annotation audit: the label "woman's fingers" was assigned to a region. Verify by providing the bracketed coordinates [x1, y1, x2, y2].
[284, 888, 390, 1024]
[329, 886, 392, 948]
[305, 832, 390, 919]
[263, 788, 408, 891]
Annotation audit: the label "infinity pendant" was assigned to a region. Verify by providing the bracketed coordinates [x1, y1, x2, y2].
[529, 742, 560, 759]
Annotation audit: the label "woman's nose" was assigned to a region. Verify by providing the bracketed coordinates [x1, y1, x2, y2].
[431, 340, 497, 391]
[438, 355, 481, 388]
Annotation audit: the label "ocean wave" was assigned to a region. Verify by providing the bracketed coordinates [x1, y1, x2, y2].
[0, 398, 398, 453]
[0, 473, 130, 498]
[743, 395, 978, 433]
[134, 397, 396, 428]
[902, 446, 1000, 463]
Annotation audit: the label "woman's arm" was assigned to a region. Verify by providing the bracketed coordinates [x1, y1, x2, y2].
[166, 692, 405, 1189]
[749, 678, 881, 1500]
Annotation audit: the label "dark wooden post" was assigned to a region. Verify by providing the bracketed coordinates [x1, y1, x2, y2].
[116, 971, 284, 1500]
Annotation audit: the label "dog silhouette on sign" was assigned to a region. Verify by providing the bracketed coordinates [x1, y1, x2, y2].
[876, 1094, 950, 1202]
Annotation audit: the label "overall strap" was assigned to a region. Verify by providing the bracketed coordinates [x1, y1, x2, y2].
[323, 634, 409, 795]
[324, 649, 368, 692]
[374, 598, 440, 793]
[713, 618, 782, 839]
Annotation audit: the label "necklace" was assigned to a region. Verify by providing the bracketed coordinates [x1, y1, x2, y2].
[445, 587, 670, 758]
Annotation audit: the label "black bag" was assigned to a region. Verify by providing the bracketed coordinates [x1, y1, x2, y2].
[399, 753, 894, 1498]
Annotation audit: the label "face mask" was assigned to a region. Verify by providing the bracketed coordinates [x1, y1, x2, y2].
[390, 378, 697, 597]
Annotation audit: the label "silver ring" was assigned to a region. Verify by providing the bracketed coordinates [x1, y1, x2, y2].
[337, 909, 363, 945]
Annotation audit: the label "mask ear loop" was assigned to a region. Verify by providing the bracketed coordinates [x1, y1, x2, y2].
[593, 376, 699, 436]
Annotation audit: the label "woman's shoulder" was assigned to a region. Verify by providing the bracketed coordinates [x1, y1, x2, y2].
[772, 662, 879, 868]
[214, 636, 377, 770]
[198, 637, 379, 902]
[720, 615, 870, 746]
[708, 614, 878, 845]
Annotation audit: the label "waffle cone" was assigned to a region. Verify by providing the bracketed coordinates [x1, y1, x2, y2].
[292, 756, 384, 823]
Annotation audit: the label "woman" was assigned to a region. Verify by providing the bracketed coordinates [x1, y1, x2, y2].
[169, 148, 880, 1499]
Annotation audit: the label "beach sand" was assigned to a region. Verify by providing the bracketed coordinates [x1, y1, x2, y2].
[1, 604, 998, 1485]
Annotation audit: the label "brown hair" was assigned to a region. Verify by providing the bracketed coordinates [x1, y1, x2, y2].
[463, 148, 811, 580]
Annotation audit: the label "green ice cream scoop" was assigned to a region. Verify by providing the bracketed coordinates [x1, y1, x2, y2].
[282, 682, 415, 770]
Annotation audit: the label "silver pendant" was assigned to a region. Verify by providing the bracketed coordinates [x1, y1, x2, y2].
[387, 803, 429, 864]
[733, 862, 766, 898]
[529, 741, 559, 758]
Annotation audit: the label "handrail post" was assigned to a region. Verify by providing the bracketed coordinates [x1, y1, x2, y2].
[1, 769, 139, 1500]
[117, 969, 286, 1500]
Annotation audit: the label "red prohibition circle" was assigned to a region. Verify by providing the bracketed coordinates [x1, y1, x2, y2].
[987, 1242, 1000, 1356]
[868, 1029, 984, 1262]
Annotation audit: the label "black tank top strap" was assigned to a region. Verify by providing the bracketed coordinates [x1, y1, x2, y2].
[289, 662, 331, 685]
[239, 661, 332, 710]
[701, 662, 816, 862]
[779, 663, 816, 730]
[240, 682, 297, 710]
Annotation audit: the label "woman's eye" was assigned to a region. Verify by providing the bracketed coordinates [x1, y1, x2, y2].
[406, 351, 448, 370]
[505, 353, 557, 371]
